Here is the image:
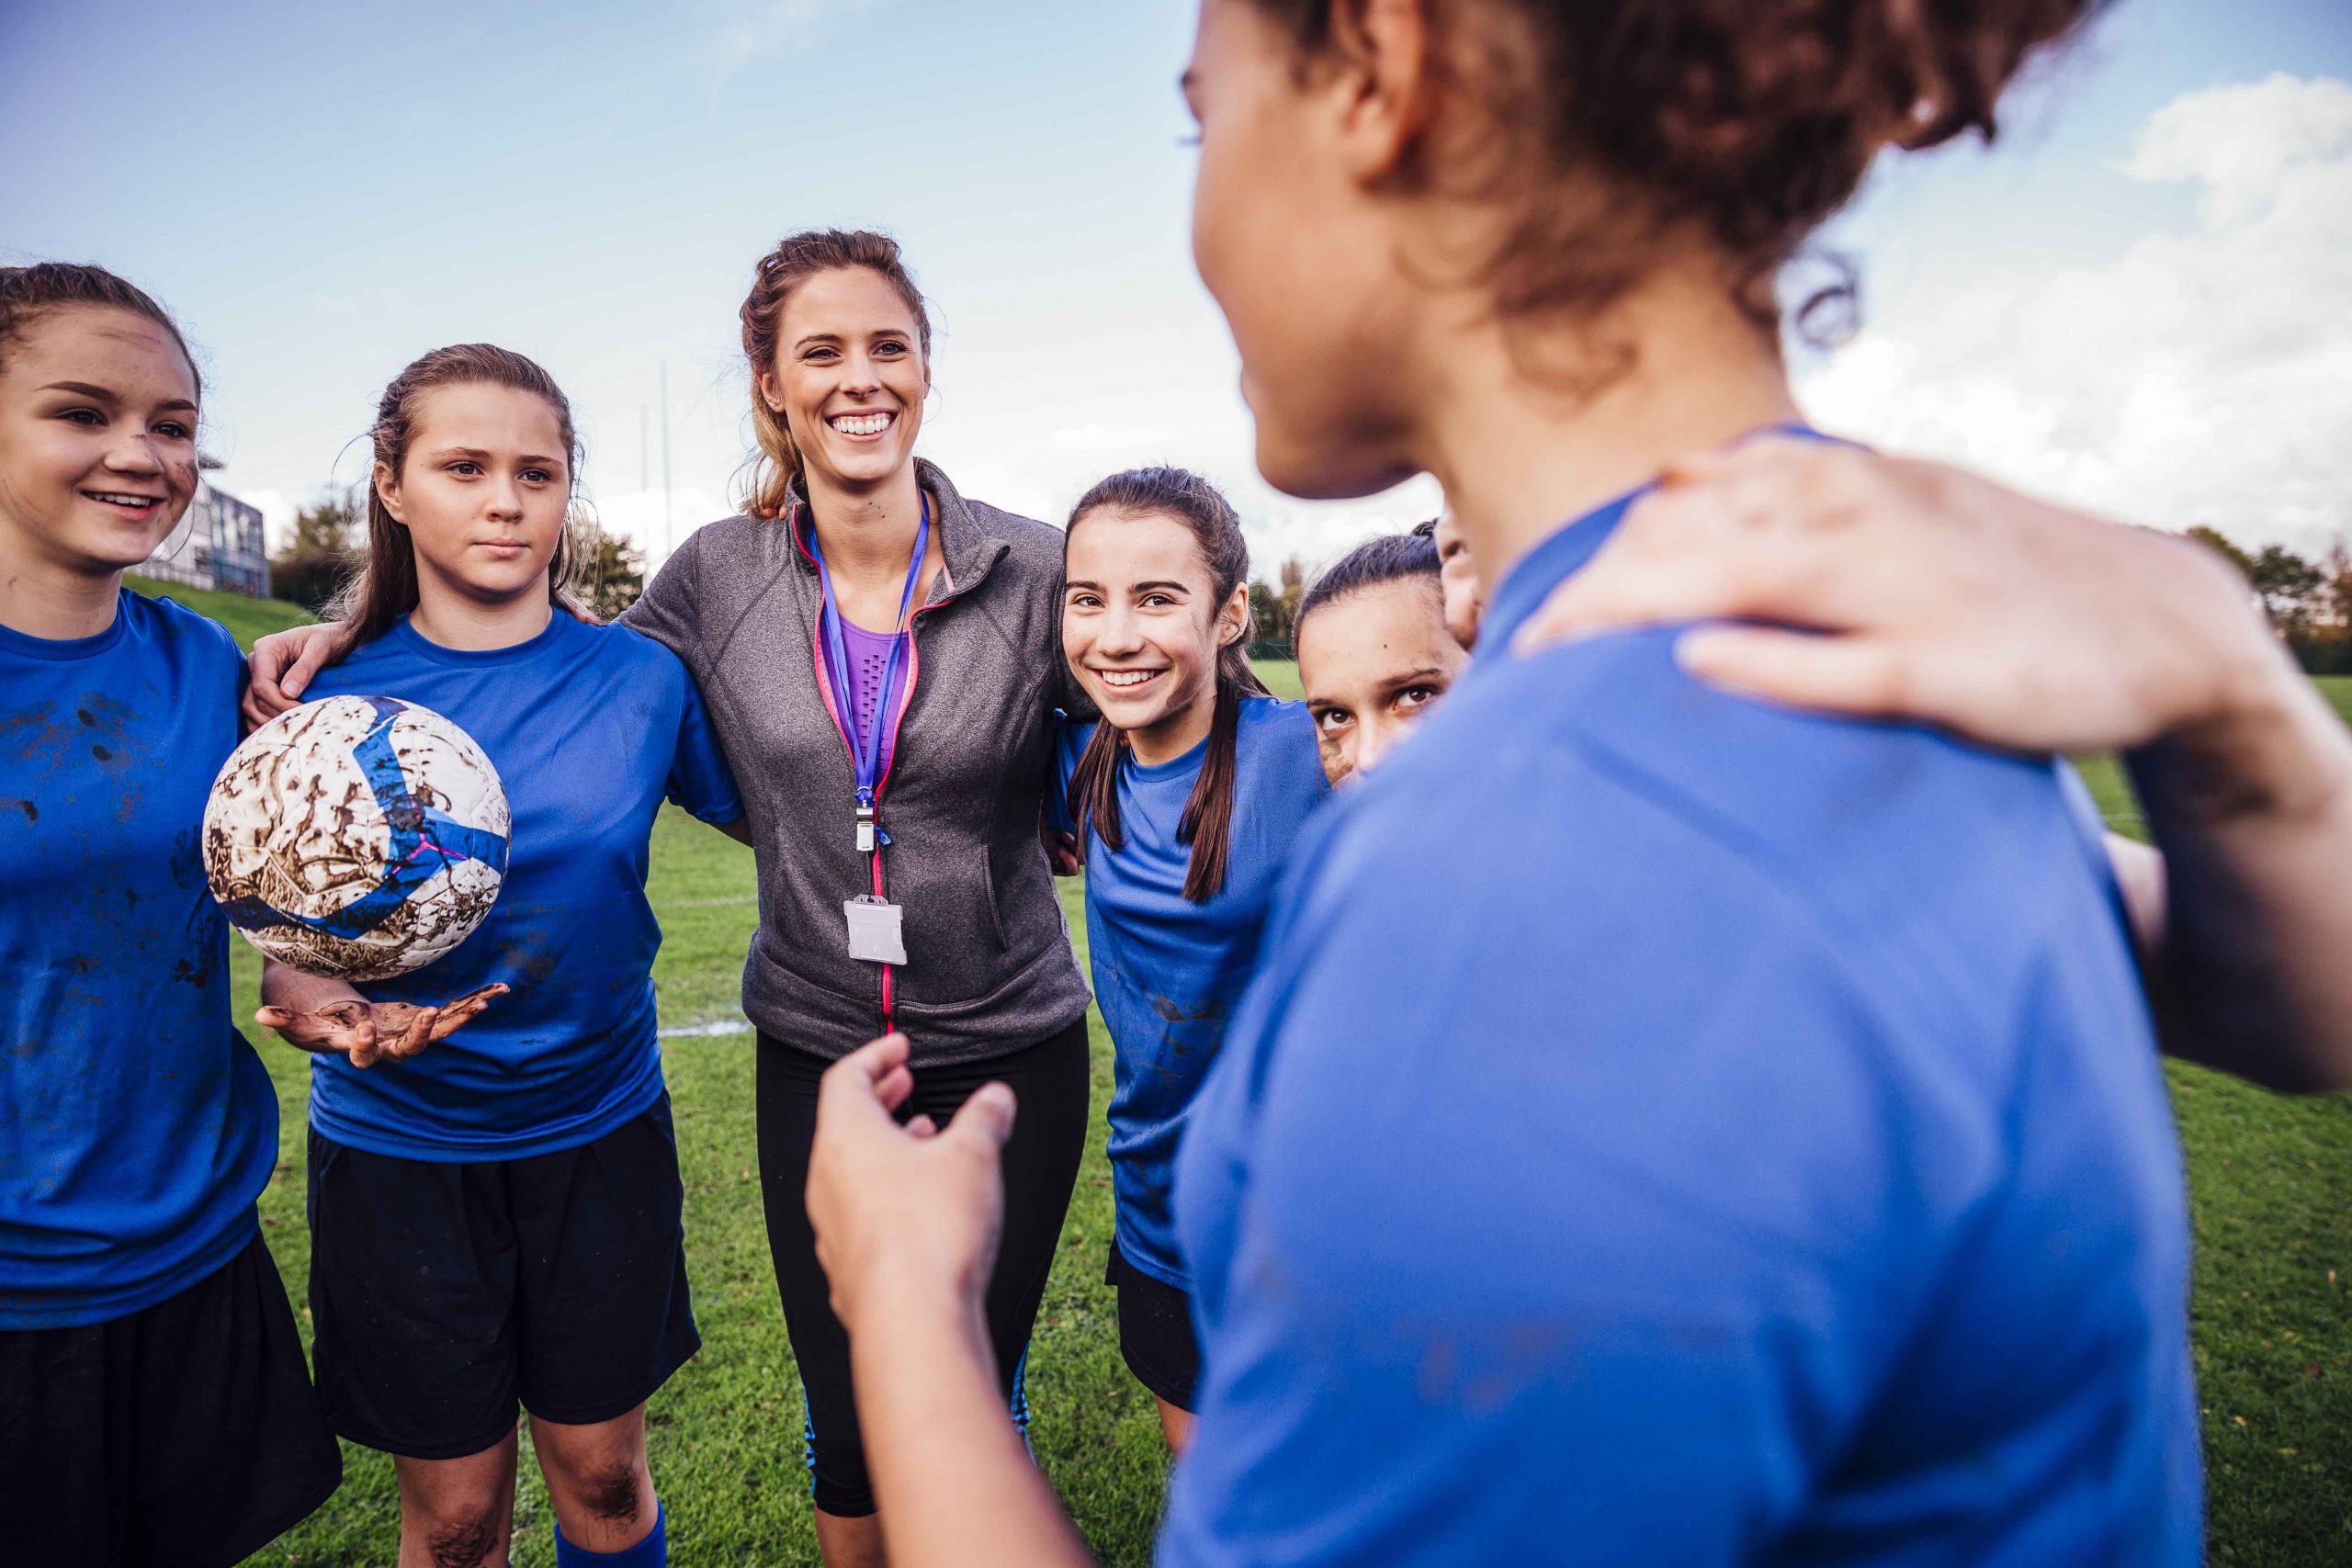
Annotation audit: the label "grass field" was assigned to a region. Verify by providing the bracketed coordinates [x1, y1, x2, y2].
[228, 654, 2351, 1564]
[128, 572, 315, 648]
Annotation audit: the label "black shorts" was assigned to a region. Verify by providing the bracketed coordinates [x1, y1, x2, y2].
[1107, 1241, 1201, 1412]
[757, 1021, 1091, 1517]
[307, 1092, 699, 1460]
[0, 1230, 343, 1568]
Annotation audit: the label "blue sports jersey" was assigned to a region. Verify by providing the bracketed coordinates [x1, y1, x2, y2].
[303, 614, 741, 1161]
[1054, 698, 1328, 1289]
[0, 591, 277, 1329]
[1160, 491, 2200, 1564]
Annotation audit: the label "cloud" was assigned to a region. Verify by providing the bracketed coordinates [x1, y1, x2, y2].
[710, 0, 888, 70]
[1239, 475, 1449, 586]
[1801, 73, 2352, 558]
[2122, 72, 2352, 225]
[1051, 423, 1173, 451]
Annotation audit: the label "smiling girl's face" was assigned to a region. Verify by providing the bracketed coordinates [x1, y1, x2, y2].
[1063, 507, 1250, 760]
[373, 380, 571, 604]
[0, 305, 200, 577]
[759, 265, 929, 494]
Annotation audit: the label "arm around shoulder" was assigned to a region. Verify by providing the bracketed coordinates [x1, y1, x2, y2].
[617, 524, 708, 662]
[2125, 637, 2352, 1093]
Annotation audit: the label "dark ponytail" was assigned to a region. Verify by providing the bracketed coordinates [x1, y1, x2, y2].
[1295, 526, 1442, 638]
[1065, 467, 1269, 904]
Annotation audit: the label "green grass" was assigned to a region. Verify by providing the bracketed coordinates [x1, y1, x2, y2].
[127, 572, 315, 649]
[235, 672, 2352, 1565]
[1255, 658, 1303, 701]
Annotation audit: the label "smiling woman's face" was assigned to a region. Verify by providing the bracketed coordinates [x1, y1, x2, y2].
[0, 305, 200, 577]
[759, 265, 930, 493]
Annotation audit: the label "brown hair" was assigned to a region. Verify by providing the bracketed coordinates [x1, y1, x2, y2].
[1245, 0, 2100, 343]
[738, 229, 935, 519]
[326, 344, 585, 656]
[1295, 526, 1442, 636]
[1065, 467, 1271, 904]
[0, 262, 200, 396]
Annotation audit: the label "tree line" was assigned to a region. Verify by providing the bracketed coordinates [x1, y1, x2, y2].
[1242, 525, 2352, 675]
[2187, 526, 2352, 676]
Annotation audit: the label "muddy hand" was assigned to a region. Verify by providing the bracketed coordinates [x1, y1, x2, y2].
[254, 997, 382, 1066]
[253, 985, 505, 1068]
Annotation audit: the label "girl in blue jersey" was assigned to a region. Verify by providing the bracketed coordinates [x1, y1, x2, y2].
[254, 344, 742, 1568]
[0, 264, 344, 1566]
[797, 0, 2227, 1564]
[1051, 467, 1326, 1448]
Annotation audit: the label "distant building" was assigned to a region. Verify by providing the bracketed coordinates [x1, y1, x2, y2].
[143, 480, 269, 597]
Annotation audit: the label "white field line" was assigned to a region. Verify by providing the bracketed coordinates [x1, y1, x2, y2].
[659, 1016, 754, 1039]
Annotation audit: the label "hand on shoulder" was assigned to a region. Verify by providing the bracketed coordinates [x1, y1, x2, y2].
[1513, 439, 2287, 759]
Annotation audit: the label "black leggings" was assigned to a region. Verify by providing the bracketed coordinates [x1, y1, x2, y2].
[755, 1021, 1091, 1518]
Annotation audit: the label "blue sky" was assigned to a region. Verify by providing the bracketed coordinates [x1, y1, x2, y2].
[5, 0, 2347, 574]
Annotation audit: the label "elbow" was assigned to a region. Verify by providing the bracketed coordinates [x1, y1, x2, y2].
[2259, 1052, 2352, 1098]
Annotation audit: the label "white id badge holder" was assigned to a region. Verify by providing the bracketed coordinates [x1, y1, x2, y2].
[844, 896, 908, 965]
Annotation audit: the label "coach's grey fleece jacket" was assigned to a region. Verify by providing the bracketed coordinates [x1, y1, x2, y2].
[622, 460, 1092, 1066]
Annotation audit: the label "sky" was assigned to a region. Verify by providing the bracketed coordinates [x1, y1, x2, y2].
[5, 0, 2348, 581]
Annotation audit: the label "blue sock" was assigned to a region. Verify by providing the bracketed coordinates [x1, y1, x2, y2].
[554, 1500, 665, 1567]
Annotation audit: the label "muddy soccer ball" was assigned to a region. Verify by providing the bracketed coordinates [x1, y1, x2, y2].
[203, 695, 510, 980]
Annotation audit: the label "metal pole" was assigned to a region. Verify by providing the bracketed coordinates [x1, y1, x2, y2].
[640, 404, 650, 492]
[660, 362, 673, 561]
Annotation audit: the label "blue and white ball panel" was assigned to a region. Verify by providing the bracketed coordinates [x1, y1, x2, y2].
[203, 694, 510, 980]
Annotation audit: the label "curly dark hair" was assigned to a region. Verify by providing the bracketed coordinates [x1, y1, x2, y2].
[1244, 0, 2102, 342]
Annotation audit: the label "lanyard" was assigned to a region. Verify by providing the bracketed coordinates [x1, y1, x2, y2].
[808, 493, 928, 843]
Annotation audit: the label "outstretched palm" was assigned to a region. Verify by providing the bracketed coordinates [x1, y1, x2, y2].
[255, 982, 509, 1068]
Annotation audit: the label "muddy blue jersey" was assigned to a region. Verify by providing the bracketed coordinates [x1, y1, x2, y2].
[0, 592, 277, 1329]
[303, 614, 741, 1161]
[1054, 698, 1327, 1289]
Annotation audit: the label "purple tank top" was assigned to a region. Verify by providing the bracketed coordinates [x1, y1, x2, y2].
[834, 615, 911, 779]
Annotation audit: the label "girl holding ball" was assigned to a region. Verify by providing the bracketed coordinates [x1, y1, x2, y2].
[256, 343, 743, 1568]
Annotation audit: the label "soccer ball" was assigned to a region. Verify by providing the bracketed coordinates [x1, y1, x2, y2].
[204, 695, 511, 980]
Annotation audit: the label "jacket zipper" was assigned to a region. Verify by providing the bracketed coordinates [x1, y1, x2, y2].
[868, 590, 952, 1031]
[795, 504, 963, 1034]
